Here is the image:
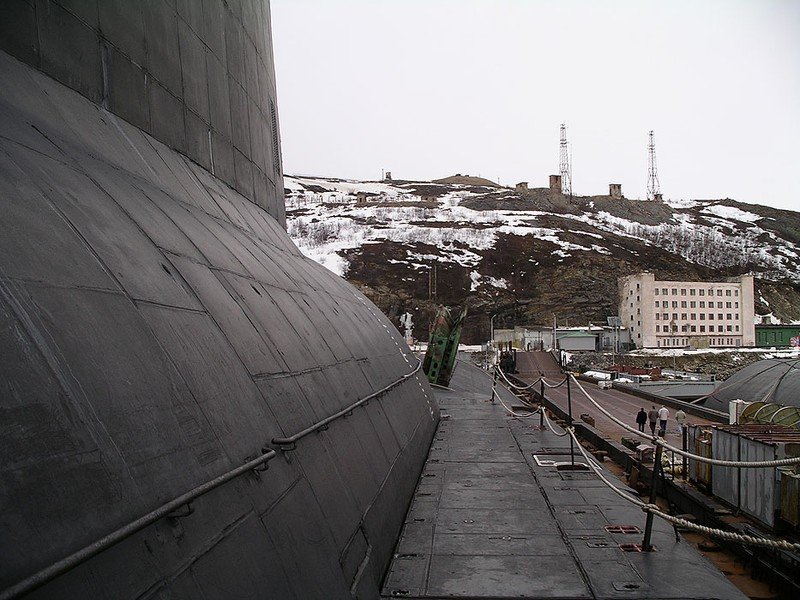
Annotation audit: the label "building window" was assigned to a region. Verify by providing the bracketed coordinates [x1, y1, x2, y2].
[680, 301, 686, 308]
[726, 313, 731, 320]
[718, 313, 723, 320]
[726, 289, 731, 296]
[636, 295, 640, 301]
[709, 325, 715, 332]
[690, 301, 696, 308]
[656, 325, 660, 332]
[681, 325, 688, 332]
[735, 313, 739, 320]
[735, 325, 739, 332]
[662, 288, 668, 295]
[735, 290, 739, 297]
[637, 308, 640, 315]
[657, 340, 660, 347]
[655, 314, 659, 320]
[717, 289, 722, 296]
[672, 301, 678, 308]
[727, 325, 732, 332]
[699, 289, 705, 296]
[672, 288, 677, 295]
[708, 314, 714, 320]
[690, 325, 696, 332]
[690, 289, 696, 296]
[672, 313, 678, 321]
[700, 314, 705, 320]
[631, 315, 634, 321]
[681, 313, 687, 320]
[726, 302, 731, 308]
[681, 289, 686, 296]
[735, 302, 739, 308]
[700, 325, 705, 332]
[699, 301, 705, 308]
[655, 288, 659, 295]
[663, 313, 668, 320]
[637, 320, 641, 326]
[717, 302, 722, 308]
[690, 313, 696, 320]
[655, 301, 659, 307]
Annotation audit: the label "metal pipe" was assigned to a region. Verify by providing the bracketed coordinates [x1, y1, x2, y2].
[272, 358, 422, 446]
[1, 450, 278, 600]
[642, 444, 664, 551]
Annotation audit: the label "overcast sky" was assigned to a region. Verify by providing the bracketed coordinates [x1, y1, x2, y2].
[271, 1, 799, 211]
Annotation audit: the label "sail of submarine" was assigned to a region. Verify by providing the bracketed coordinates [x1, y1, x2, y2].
[0, 2, 437, 598]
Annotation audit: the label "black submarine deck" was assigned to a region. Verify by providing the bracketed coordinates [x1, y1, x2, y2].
[381, 360, 746, 600]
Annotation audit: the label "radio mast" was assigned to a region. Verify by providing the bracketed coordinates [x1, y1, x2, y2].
[559, 123, 572, 196]
[647, 130, 661, 201]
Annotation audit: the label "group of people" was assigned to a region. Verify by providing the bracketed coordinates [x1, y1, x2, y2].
[635, 405, 686, 437]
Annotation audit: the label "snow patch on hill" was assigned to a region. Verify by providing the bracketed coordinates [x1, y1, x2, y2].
[284, 175, 799, 282]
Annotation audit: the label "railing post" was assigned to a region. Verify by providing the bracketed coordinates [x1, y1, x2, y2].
[567, 375, 574, 467]
[682, 426, 688, 481]
[642, 443, 663, 551]
[539, 379, 545, 429]
[490, 367, 497, 404]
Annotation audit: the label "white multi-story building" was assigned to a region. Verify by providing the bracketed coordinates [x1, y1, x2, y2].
[619, 272, 755, 349]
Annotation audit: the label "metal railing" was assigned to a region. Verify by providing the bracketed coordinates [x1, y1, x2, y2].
[2, 356, 424, 599]
[1, 450, 277, 600]
[272, 357, 423, 448]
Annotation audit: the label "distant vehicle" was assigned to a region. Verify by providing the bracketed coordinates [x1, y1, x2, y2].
[597, 380, 613, 389]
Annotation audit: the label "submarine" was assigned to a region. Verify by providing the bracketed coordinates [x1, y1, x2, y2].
[0, 1, 437, 598]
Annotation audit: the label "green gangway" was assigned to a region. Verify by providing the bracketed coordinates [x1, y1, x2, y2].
[422, 306, 467, 387]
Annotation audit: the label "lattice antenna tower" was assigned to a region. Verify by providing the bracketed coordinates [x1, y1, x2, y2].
[559, 123, 572, 196]
[647, 130, 661, 200]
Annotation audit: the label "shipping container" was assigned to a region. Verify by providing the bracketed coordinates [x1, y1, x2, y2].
[711, 425, 800, 528]
[687, 425, 713, 488]
[780, 469, 800, 528]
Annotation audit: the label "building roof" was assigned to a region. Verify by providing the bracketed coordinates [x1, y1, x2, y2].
[701, 358, 800, 411]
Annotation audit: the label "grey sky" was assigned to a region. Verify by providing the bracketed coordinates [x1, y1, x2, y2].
[272, 1, 799, 211]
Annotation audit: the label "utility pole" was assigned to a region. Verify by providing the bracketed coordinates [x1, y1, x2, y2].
[559, 123, 572, 196]
[647, 130, 661, 201]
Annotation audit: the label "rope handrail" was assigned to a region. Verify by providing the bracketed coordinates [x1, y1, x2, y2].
[273, 357, 422, 446]
[566, 427, 800, 553]
[569, 374, 800, 468]
[490, 387, 541, 419]
[539, 406, 570, 437]
[0, 450, 277, 600]
[493, 365, 567, 390]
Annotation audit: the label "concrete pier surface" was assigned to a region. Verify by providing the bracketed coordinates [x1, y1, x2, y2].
[381, 360, 746, 599]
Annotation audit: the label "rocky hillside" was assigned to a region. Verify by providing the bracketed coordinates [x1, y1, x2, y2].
[284, 175, 800, 344]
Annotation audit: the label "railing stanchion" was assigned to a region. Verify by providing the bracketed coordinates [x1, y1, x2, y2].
[642, 444, 663, 551]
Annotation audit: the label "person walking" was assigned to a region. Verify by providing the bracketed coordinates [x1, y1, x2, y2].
[658, 406, 669, 436]
[675, 409, 687, 434]
[636, 408, 647, 432]
[647, 406, 659, 435]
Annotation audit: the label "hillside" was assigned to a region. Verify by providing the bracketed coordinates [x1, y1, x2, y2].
[284, 175, 800, 344]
